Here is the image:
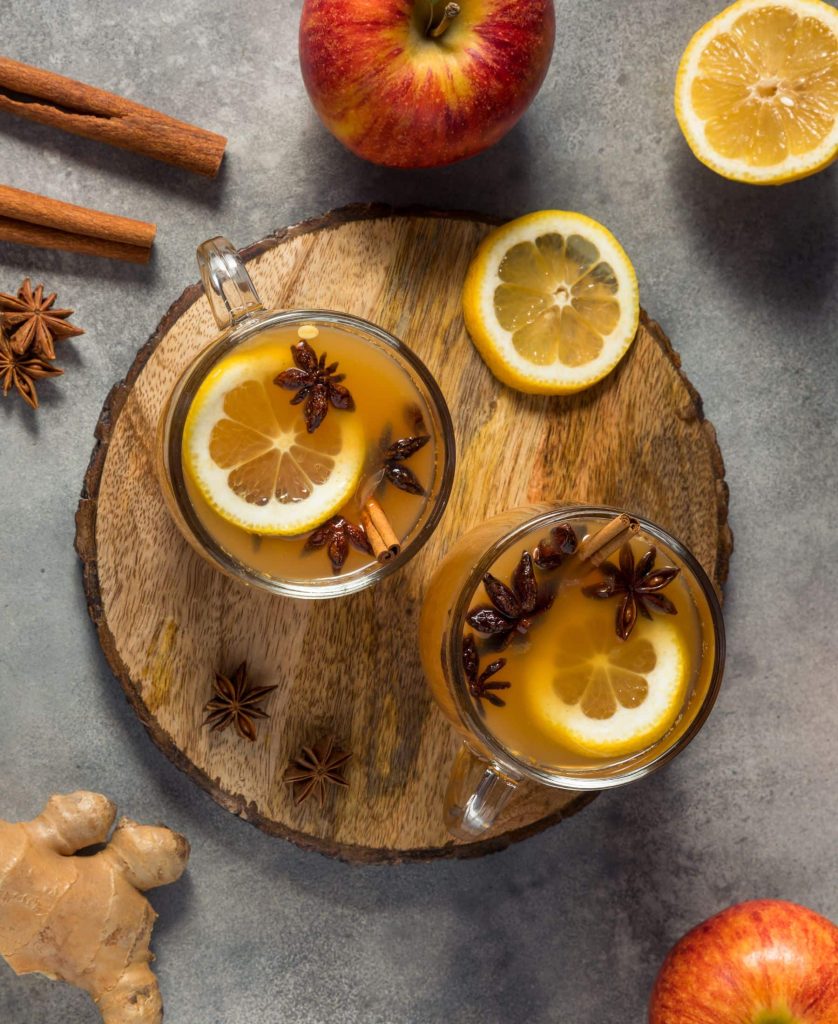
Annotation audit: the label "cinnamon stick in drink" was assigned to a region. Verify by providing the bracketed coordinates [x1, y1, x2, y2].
[576, 513, 640, 567]
[361, 497, 401, 563]
[0, 57, 226, 177]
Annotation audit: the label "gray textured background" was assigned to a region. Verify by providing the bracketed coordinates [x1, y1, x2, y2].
[1, 1, 837, 1021]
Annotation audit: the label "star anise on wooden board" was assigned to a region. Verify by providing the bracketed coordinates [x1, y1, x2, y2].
[466, 551, 554, 648]
[0, 331, 63, 410]
[583, 544, 680, 641]
[273, 339, 354, 433]
[0, 278, 84, 359]
[202, 662, 278, 742]
[534, 523, 579, 570]
[304, 515, 371, 573]
[462, 634, 511, 709]
[283, 736, 352, 806]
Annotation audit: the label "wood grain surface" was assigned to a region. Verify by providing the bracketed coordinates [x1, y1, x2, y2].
[75, 206, 731, 863]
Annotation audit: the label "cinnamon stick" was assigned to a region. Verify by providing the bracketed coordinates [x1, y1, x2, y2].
[576, 513, 640, 567]
[0, 216, 151, 263]
[0, 57, 226, 177]
[361, 498, 401, 563]
[0, 184, 155, 248]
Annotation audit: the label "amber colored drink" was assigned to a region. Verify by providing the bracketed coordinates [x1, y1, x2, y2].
[159, 309, 454, 598]
[420, 505, 724, 784]
[186, 324, 436, 578]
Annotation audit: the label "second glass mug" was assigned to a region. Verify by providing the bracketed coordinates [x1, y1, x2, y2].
[157, 237, 456, 598]
[419, 504, 725, 840]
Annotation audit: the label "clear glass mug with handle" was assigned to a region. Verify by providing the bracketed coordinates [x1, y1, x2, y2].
[418, 503, 725, 840]
[157, 237, 456, 599]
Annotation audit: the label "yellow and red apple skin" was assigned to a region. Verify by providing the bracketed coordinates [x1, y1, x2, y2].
[649, 900, 838, 1024]
[299, 0, 555, 168]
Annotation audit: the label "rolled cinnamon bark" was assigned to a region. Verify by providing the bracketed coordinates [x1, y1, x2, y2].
[576, 513, 640, 567]
[0, 57, 226, 177]
[0, 184, 156, 248]
[0, 216, 151, 263]
[361, 498, 401, 563]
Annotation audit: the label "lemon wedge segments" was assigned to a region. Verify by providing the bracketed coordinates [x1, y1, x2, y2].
[462, 211, 640, 395]
[675, 0, 838, 184]
[183, 346, 365, 536]
[526, 617, 688, 758]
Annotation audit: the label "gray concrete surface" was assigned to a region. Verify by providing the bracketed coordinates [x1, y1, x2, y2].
[1, 1, 836, 1021]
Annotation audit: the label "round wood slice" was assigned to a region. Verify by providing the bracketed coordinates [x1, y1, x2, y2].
[75, 205, 731, 863]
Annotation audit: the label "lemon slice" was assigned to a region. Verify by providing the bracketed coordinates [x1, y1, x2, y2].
[526, 617, 688, 758]
[183, 345, 365, 536]
[462, 211, 640, 395]
[675, 0, 838, 184]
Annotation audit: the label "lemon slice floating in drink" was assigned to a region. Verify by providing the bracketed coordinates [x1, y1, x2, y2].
[675, 0, 838, 185]
[462, 210, 640, 395]
[183, 346, 365, 536]
[527, 616, 688, 758]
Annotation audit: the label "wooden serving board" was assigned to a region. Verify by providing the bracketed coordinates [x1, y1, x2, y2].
[75, 206, 731, 863]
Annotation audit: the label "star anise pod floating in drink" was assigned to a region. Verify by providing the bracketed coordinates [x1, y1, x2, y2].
[0, 331, 63, 410]
[583, 544, 680, 641]
[466, 550, 554, 649]
[202, 662, 278, 742]
[462, 634, 510, 709]
[0, 278, 84, 359]
[304, 515, 371, 573]
[273, 339, 354, 433]
[283, 736, 352, 806]
[382, 433, 430, 495]
[533, 523, 579, 570]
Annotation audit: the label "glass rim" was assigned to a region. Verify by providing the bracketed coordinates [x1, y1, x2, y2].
[162, 307, 456, 598]
[446, 504, 726, 790]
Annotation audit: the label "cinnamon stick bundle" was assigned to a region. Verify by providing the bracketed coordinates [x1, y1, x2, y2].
[0, 185, 155, 263]
[0, 57, 226, 177]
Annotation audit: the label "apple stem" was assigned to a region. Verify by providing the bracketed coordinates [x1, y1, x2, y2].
[427, 1, 460, 38]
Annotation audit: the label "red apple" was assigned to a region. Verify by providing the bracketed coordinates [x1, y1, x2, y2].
[649, 900, 838, 1024]
[299, 0, 555, 168]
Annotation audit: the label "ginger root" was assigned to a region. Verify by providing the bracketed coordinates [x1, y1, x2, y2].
[0, 791, 189, 1023]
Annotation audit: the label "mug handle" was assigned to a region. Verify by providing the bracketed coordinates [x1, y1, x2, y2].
[196, 236, 264, 329]
[444, 744, 519, 841]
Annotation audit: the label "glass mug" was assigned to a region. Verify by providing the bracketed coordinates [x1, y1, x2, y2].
[419, 504, 725, 840]
[158, 237, 456, 598]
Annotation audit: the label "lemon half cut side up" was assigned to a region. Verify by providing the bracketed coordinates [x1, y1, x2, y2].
[675, 0, 838, 184]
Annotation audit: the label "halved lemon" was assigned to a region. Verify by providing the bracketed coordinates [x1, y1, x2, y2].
[183, 346, 365, 535]
[675, 0, 838, 184]
[526, 616, 688, 758]
[462, 211, 640, 395]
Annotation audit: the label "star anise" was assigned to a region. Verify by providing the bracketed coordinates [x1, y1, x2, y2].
[304, 515, 371, 573]
[202, 662, 278, 742]
[533, 523, 579, 570]
[283, 736, 352, 806]
[273, 339, 354, 433]
[382, 433, 430, 495]
[0, 331, 63, 409]
[0, 278, 84, 359]
[466, 550, 554, 648]
[462, 634, 510, 709]
[583, 543, 680, 641]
